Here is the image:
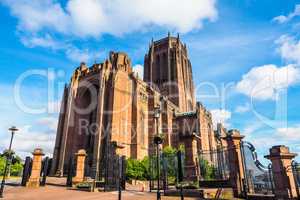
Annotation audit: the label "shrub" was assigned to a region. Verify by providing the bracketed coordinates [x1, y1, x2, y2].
[199, 158, 217, 180]
[11, 162, 23, 176]
[0, 151, 23, 177]
[126, 157, 149, 180]
[0, 157, 5, 176]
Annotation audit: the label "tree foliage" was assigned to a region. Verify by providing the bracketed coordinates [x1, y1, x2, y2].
[0, 156, 5, 176]
[126, 146, 180, 181]
[199, 158, 217, 180]
[0, 150, 23, 176]
[126, 157, 149, 180]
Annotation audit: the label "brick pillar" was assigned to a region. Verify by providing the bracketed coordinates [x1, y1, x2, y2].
[265, 145, 298, 199]
[183, 137, 199, 181]
[73, 149, 87, 184]
[225, 129, 245, 198]
[26, 148, 44, 188]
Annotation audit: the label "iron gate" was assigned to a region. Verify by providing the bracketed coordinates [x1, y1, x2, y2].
[104, 155, 126, 191]
[21, 156, 32, 186]
[292, 161, 300, 198]
[241, 141, 274, 196]
[149, 150, 185, 192]
[198, 148, 230, 181]
[149, 152, 165, 191]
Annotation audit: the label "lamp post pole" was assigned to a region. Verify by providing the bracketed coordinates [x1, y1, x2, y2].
[0, 126, 18, 198]
[153, 104, 162, 200]
[156, 139, 161, 200]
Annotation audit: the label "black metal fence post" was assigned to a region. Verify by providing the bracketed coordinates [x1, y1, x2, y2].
[177, 150, 184, 200]
[21, 157, 32, 186]
[240, 142, 248, 198]
[66, 157, 74, 187]
[40, 157, 49, 186]
[121, 156, 126, 190]
[292, 161, 300, 199]
[149, 156, 152, 192]
[162, 153, 167, 195]
[118, 156, 124, 200]
[268, 164, 275, 196]
[156, 144, 161, 200]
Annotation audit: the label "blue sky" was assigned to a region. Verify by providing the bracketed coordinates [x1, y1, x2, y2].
[0, 0, 299, 163]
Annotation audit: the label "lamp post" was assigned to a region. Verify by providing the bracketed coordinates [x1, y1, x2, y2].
[0, 126, 18, 198]
[153, 105, 163, 200]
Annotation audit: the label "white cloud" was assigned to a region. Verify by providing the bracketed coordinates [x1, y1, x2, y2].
[66, 47, 102, 63]
[21, 34, 62, 49]
[36, 117, 58, 131]
[276, 125, 300, 141]
[236, 64, 300, 100]
[276, 35, 300, 64]
[21, 34, 102, 63]
[235, 102, 250, 113]
[273, 4, 300, 23]
[2, 0, 69, 33]
[0, 122, 57, 158]
[48, 100, 61, 114]
[210, 109, 231, 129]
[242, 122, 263, 135]
[2, 0, 217, 37]
[132, 64, 144, 79]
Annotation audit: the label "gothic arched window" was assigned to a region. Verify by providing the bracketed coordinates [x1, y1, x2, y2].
[140, 111, 145, 146]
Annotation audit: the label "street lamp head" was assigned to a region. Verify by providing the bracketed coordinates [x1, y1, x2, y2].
[154, 135, 163, 145]
[154, 105, 161, 119]
[8, 126, 18, 132]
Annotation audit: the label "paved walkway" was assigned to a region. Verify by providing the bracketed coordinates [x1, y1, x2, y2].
[2, 185, 204, 200]
[1, 178, 203, 200]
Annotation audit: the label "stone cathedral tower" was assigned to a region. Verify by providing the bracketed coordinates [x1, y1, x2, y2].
[144, 34, 196, 112]
[51, 34, 219, 181]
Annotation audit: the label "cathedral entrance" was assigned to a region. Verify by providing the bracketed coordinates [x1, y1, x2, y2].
[74, 82, 99, 177]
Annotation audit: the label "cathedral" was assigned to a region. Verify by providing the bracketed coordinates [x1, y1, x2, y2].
[51, 34, 224, 180]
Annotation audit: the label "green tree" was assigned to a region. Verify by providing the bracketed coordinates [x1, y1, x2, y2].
[1, 150, 22, 164]
[126, 158, 145, 180]
[126, 156, 151, 181]
[0, 151, 23, 177]
[0, 156, 5, 176]
[163, 146, 177, 155]
[10, 162, 23, 176]
[199, 158, 217, 180]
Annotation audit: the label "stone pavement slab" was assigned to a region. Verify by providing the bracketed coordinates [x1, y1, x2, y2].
[2, 185, 203, 200]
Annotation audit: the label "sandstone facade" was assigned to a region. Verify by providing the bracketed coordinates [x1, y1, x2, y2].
[51, 35, 222, 179]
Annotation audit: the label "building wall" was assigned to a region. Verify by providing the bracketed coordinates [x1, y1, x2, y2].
[197, 102, 217, 152]
[52, 36, 225, 179]
[110, 69, 133, 157]
[144, 35, 196, 112]
[131, 78, 149, 160]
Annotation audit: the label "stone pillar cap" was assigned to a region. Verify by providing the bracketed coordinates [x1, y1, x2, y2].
[32, 148, 45, 156]
[264, 145, 297, 159]
[76, 149, 87, 156]
[226, 129, 245, 140]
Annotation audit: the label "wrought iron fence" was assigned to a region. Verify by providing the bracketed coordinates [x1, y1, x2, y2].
[149, 152, 177, 191]
[292, 161, 300, 197]
[198, 148, 230, 181]
[241, 141, 274, 196]
[149, 150, 187, 192]
[103, 154, 126, 191]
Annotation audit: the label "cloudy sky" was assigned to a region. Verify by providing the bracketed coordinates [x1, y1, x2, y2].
[0, 0, 299, 162]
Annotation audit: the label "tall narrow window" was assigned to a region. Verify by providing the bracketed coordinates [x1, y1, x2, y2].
[162, 52, 168, 82]
[155, 54, 160, 84]
[140, 111, 145, 146]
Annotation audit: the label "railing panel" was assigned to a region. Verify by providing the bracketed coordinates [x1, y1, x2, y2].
[241, 141, 274, 195]
[292, 161, 300, 197]
[198, 148, 230, 181]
